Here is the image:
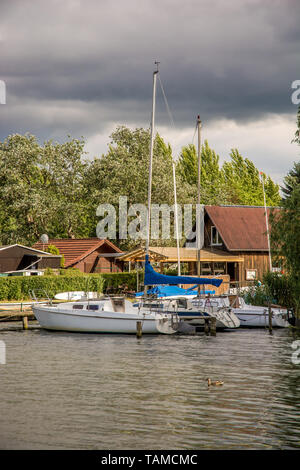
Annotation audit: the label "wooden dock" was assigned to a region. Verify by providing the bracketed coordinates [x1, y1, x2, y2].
[0, 310, 35, 322]
[0, 308, 36, 330]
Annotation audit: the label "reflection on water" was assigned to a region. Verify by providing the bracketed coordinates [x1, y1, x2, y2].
[0, 323, 299, 449]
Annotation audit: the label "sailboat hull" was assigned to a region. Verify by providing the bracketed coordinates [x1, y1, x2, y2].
[32, 301, 179, 335]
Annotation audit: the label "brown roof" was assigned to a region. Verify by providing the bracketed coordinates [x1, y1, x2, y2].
[205, 205, 280, 251]
[33, 238, 122, 267]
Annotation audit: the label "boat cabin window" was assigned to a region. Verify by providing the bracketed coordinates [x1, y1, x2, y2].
[143, 302, 162, 309]
[73, 304, 84, 309]
[177, 299, 188, 309]
[86, 305, 99, 311]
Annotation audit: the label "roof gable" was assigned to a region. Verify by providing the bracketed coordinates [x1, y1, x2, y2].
[205, 205, 281, 251]
[32, 238, 122, 267]
[0, 244, 61, 257]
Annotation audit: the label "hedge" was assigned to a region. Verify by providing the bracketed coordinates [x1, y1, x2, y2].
[0, 271, 141, 301]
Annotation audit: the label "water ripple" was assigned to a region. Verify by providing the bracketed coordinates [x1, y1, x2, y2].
[0, 325, 299, 449]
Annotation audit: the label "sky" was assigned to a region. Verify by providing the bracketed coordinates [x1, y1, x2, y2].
[0, 0, 299, 185]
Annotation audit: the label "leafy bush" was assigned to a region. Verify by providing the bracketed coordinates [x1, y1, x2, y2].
[243, 282, 269, 306]
[45, 244, 65, 267]
[242, 272, 295, 309]
[59, 267, 85, 276]
[263, 272, 295, 309]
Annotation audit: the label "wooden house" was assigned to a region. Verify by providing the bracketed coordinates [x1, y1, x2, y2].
[0, 244, 61, 273]
[120, 205, 279, 287]
[186, 205, 280, 285]
[33, 238, 123, 273]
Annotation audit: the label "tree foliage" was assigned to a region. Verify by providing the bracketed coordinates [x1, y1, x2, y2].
[270, 109, 300, 318]
[0, 134, 89, 245]
[0, 127, 282, 251]
[177, 142, 281, 206]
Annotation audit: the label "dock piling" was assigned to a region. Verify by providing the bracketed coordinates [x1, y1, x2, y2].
[268, 302, 273, 334]
[204, 319, 210, 335]
[136, 321, 142, 338]
[22, 316, 28, 330]
[210, 317, 217, 336]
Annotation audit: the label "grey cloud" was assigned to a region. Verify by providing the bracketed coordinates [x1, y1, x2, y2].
[0, 0, 300, 144]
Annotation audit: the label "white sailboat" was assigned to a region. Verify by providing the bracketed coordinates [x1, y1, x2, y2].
[32, 297, 179, 334]
[32, 65, 180, 335]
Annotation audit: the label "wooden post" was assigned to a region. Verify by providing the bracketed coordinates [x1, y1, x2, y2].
[268, 301, 273, 334]
[204, 318, 210, 335]
[136, 321, 142, 338]
[22, 316, 28, 330]
[210, 317, 217, 336]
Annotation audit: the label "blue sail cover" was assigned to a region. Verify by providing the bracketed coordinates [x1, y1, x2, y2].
[144, 255, 223, 287]
[136, 285, 215, 297]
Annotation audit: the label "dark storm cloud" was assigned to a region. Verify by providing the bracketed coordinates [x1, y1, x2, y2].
[0, 0, 299, 142]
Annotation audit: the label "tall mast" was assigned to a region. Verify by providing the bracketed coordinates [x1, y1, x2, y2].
[156, 71, 181, 276]
[260, 172, 272, 271]
[196, 115, 202, 279]
[144, 63, 158, 295]
[173, 161, 181, 275]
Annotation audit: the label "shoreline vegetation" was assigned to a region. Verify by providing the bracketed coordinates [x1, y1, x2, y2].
[0, 270, 138, 302]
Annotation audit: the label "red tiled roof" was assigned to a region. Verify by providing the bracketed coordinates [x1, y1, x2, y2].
[33, 238, 122, 267]
[205, 205, 281, 251]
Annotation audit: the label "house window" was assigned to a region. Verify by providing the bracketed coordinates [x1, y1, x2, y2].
[211, 226, 222, 246]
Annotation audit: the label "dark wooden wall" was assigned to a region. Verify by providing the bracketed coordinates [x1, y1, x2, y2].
[0, 246, 60, 272]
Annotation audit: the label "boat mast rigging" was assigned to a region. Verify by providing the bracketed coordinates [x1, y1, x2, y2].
[144, 63, 158, 295]
[196, 115, 202, 294]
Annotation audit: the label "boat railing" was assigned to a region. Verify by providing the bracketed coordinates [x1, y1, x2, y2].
[29, 289, 52, 305]
[137, 296, 178, 315]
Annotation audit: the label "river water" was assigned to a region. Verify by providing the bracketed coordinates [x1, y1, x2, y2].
[0, 322, 299, 450]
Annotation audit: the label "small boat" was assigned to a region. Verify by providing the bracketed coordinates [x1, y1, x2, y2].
[178, 297, 240, 329]
[32, 297, 179, 335]
[205, 296, 292, 328]
[135, 284, 240, 330]
[54, 291, 98, 301]
[230, 296, 292, 328]
[136, 295, 240, 330]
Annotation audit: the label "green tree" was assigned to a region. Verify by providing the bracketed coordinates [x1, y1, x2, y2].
[270, 108, 300, 321]
[0, 134, 89, 245]
[177, 140, 228, 204]
[222, 149, 281, 206]
[281, 161, 300, 199]
[270, 185, 300, 319]
[177, 142, 281, 206]
[84, 126, 192, 249]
